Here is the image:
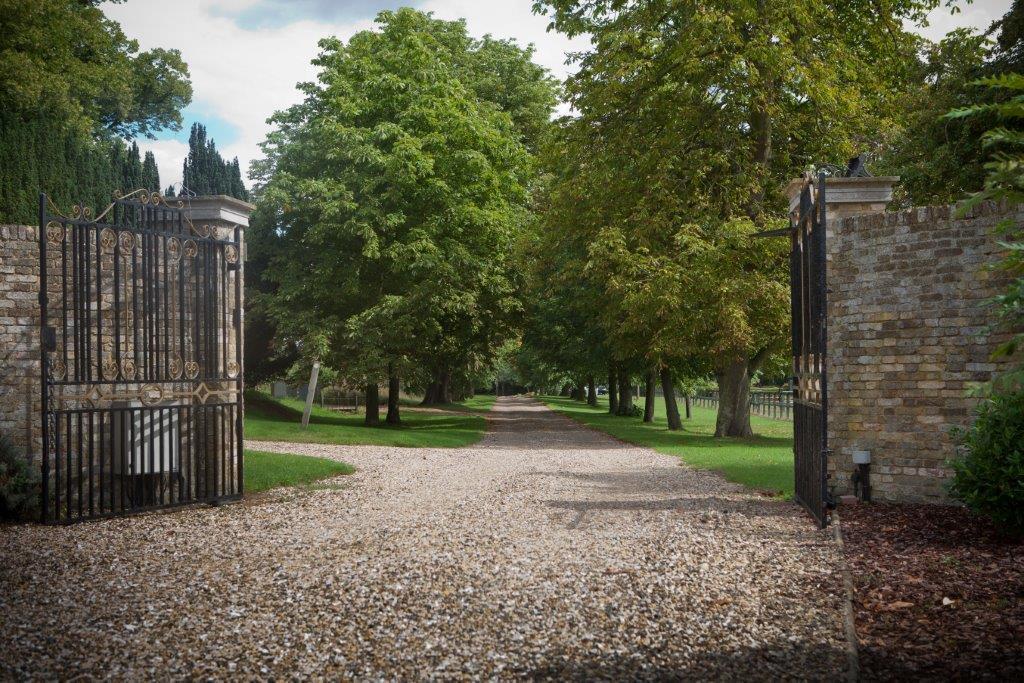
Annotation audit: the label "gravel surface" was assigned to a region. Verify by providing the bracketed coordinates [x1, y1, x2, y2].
[1, 396, 847, 680]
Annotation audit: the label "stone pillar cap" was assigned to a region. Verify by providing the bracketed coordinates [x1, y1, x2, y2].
[784, 175, 899, 218]
[178, 195, 255, 228]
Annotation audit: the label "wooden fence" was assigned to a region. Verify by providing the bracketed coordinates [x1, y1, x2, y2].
[691, 390, 793, 421]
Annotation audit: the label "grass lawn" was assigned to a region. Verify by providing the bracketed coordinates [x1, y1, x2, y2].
[542, 395, 795, 498]
[244, 391, 494, 448]
[243, 449, 354, 493]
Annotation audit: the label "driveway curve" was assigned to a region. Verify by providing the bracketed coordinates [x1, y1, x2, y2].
[1, 396, 847, 680]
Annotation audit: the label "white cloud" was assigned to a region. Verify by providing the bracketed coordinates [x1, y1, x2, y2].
[105, 0, 1008, 190]
[913, 0, 1010, 43]
[140, 139, 190, 192]
[103, 0, 586, 189]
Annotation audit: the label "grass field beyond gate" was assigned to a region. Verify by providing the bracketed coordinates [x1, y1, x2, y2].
[542, 395, 795, 498]
[244, 390, 494, 448]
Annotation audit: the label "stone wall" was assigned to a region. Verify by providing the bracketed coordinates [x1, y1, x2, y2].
[827, 201, 1019, 502]
[0, 225, 43, 462]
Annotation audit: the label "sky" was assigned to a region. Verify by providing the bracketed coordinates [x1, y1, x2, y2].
[101, 0, 1013, 192]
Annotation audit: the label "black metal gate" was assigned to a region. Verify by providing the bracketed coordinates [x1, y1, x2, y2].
[790, 174, 832, 527]
[39, 190, 244, 523]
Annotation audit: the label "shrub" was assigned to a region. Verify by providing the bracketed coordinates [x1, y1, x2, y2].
[949, 390, 1024, 535]
[0, 432, 39, 520]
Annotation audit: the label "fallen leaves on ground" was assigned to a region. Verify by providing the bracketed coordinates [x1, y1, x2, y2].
[841, 502, 1023, 680]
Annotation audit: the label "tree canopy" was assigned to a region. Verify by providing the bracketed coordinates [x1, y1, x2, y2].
[249, 8, 557, 420]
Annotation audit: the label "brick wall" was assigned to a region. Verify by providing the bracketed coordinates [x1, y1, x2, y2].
[0, 225, 43, 462]
[827, 202, 1020, 502]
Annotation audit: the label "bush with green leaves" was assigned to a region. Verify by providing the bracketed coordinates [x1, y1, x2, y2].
[0, 433, 39, 520]
[949, 391, 1024, 535]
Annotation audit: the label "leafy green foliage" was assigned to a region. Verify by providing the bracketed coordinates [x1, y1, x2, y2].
[879, 2, 1024, 206]
[250, 9, 556, 398]
[0, 0, 189, 222]
[0, 112, 163, 222]
[174, 123, 249, 200]
[0, 433, 39, 520]
[950, 391, 1024, 535]
[944, 72, 1024, 391]
[524, 0, 931, 435]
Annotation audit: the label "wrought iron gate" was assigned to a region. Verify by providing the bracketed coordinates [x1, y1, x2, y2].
[790, 174, 832, 528]
[39, 190, 243, 523]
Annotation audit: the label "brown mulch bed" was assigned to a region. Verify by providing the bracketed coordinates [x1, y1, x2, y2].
[840, 502, 1024, 681]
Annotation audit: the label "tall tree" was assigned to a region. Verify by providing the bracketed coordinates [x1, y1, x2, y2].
[179, 123, 249, 200]
[250, 9, 553, 409]
[0, 0, 189, 222]
[532, 0, 936, 436]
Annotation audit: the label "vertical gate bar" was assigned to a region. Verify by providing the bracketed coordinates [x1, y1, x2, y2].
[159, 407, 166, 505]
[61, 222, 68, 383]
[99, 412, 107, 514]
[95, 222, 103, 384]
[184, 405, 191, 502]
[71, 223, 78, 382]
[817, 173, 830, 527]
[39, 194, 50, 523]
[132, 225, 140, 382]
[163, 232, 170, 380]
[235, 224, 244, 495]
[77, 412, 83, 520]
[64, 413, 71, 522]
[88, 411, 94, 517]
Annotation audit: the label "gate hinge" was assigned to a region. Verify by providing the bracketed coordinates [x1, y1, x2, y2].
[43, 326, 57, 352]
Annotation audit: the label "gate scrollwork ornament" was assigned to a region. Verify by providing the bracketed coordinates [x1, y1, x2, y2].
[102, 357, 118, 380]
[224, 244, 239, 264]
[51, 359, 67, 380]
[183, 240, 198, 259]
[167, 237, 182, 262]
[120, 358, 136, 380]
[118, 231, 137, 256]
[45, 222, 65, 245]
[169, 354, 183, 379]
[100, 228, 117, 251]
[185, 361, 200, 379]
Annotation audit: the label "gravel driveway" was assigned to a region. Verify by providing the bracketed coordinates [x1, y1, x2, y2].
[1, 396, 847, 680]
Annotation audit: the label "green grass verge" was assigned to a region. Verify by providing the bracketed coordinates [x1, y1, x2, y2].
[244, 391, 492, 448]
[541, 395, 795, 498]
[243, 449, 354, 493]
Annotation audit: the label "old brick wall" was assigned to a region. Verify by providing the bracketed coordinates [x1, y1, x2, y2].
[827, 202, 1019, 502]
[0, 225, 43, 462]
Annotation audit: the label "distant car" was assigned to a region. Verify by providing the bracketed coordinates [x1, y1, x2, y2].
[596, 386, 608, 395]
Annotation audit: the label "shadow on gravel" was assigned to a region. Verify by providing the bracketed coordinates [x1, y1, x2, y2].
[544, 495, 800, 520]
[515, 641, 851, 681]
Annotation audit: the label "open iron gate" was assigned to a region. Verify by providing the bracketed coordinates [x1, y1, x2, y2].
[790, 174, 832, 528]
[39, 190, 243, 524]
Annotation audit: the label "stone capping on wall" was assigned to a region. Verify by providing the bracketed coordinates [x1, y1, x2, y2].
[835, 198, 1015, 232]
[177, 194, 255, 229]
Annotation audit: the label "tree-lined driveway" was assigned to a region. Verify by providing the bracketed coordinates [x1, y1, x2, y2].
[1, 397, 847, 679]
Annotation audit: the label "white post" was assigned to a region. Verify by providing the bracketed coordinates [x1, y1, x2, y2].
[301, 361, 320, 428]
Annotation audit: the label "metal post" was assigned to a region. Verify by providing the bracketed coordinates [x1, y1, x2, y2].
[817, 173, 832, 521]
[39, 194, 49, 523]
[301, 361, 320, 428]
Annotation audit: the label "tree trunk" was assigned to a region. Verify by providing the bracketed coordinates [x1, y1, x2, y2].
[386, 364, 401, 425]
[715, 358, 753, 437]
[643, 368, 656, 423]
[660, 367, 683, 430]
[364, 383, 379, 425]
[572, 382, 586, 401]
[616, 369, 633, 416]
[607, 366, 618, 414]
[440, 370, 452, 404]
[560, 382, 572, 397]
[587, 376, 597, 406]
[684, 393, 692, 420]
